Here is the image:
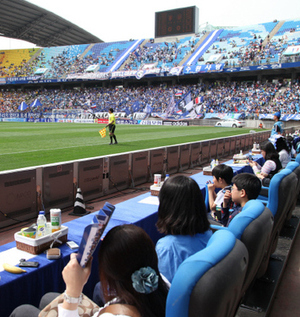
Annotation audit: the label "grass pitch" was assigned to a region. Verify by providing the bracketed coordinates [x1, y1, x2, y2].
[0, 122, 258, 172]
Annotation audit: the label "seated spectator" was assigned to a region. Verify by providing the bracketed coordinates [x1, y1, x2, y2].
[286, 135, 297, 159]
[249, 140, 282, 186]
[9, 224, 169, 317]
[155, 175, 212, 283]
[219, 173, 262, 227]
[272, 135, 292, 168]
[207, 164, 234, 221]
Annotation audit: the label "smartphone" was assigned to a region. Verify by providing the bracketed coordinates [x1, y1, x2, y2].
[19, 260, 39, 268]
[66, 241, 79, 249]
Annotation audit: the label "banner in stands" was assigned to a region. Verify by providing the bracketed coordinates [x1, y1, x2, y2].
[283, 45, 300, 55]
[223, 61, 300, 73]
[183, 63, 224, 74]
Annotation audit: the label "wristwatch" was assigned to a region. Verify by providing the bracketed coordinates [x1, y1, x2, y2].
[63, 291, 83, 304]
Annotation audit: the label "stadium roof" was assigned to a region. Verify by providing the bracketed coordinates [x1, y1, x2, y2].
[0, 0, 103, 47]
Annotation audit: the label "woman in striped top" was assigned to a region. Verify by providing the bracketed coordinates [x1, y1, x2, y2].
[249, 140, 282, 185]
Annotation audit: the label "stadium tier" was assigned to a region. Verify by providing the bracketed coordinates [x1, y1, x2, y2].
[1, 18, 300, 80]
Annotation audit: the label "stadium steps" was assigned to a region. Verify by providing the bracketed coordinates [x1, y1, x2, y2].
[183, 29, 223, 66]
[178, 33, 209, 66]
[106, 39, 145, 72]
[27, 48, 43, 64]
[262, 20, 285, 46]
[118, 38, 149, 71]
[80, 43, 95, 59]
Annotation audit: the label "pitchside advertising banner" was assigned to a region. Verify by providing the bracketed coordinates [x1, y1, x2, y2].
[2, 112, 300, 122]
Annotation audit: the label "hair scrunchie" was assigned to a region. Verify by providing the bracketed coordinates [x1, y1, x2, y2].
[131, 266, 159, 294]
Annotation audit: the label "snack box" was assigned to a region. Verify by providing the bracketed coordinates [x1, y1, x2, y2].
[150, 184, 161, 196]
[233, 159, 249, 165]
[233, 154, 249, 160]
[15, 226, 68, 255]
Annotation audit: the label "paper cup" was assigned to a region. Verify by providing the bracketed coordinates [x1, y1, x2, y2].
[154, 174, 162, 186]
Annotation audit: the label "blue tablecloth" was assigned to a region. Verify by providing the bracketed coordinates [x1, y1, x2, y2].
[0, 155, 263, 317]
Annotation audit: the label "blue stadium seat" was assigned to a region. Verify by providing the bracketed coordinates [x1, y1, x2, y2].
[256, 168, 297, 276]
[285, 161, 300, 219]
[211, 200, 274, 290]
[166, 230, 248, 317]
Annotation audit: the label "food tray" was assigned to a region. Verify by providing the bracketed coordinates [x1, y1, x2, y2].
[233, 154, 248, 160]
[251, 150, 261, 154]
[15, 226, 68, 254]
[203, 166, 212, 176]
[150, 185, 160, 196]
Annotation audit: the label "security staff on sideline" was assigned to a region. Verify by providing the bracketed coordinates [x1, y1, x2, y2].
[270, 111, 283, 136]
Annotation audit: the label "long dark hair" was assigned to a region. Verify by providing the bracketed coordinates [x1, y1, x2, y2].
[156, 175, 210, 235]
[98, 224, 168, 317]
[275, 136, 290, 153]
[261, 140, 282, 171]
[261, 141, 280, 161]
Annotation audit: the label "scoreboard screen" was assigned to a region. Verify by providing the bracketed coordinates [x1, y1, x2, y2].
[155, 6, 199, 38]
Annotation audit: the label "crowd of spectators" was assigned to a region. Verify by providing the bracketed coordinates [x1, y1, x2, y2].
[0, 80, 299, 117]
[200, 27, 300, 68]
[123, 39, 198, 71]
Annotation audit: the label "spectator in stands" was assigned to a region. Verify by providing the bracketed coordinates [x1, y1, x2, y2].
[249, 140, 282, 185]
[271, 111, 283, 136]
[219, 173, 262, 226]
[155, 175, 212, 283]
[286, 135, 297, 159]
[273, 135, 292, 168]
[207, 164, 234, 221]
[9, 224, 169, 317]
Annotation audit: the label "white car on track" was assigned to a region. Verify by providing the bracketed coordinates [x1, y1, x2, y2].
[215, 119, 245, 128]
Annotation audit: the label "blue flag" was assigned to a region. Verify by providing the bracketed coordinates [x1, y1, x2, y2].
[132, 101, 141, 113]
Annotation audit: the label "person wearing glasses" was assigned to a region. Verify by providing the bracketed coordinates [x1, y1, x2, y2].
[219, 173, 261, 227]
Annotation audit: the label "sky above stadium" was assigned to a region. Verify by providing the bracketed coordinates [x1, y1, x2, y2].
[1, 0, 300, 49]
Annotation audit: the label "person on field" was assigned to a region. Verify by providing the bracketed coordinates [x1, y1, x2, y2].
[106, 108, 118, 145]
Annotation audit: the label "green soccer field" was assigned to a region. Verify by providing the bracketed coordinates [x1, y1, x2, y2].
[0, 122, 258, 172]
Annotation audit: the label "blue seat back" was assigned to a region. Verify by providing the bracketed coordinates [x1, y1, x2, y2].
[227, 200, 274, 285]
[285, 161, 300, 219]
[295, 153, 300, 164]
[260, 168, 298, 268]
[166, 230, 248, 317]
[266, 169, 292, 217]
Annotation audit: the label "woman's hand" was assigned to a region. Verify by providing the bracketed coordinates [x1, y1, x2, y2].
[249, 160, 257, 167]
[62, 253, 92, 298]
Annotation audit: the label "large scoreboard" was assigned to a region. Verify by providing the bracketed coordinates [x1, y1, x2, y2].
[155, 6, 199, 38]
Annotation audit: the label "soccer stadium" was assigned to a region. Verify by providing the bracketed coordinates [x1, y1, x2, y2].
[1, 1, 300, 316]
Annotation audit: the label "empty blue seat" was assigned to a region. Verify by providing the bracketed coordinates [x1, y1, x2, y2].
[257, 168, 297, 276]
[285, 161, 300, 220]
